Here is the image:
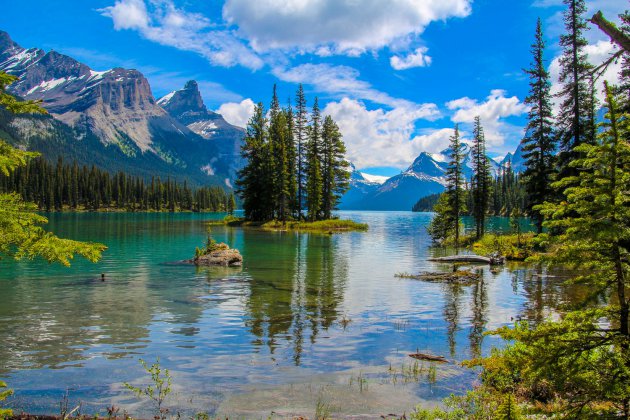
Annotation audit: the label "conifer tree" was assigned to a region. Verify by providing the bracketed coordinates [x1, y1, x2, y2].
[305, 98, 323, 221]
[521, 18, 556, 233]
[294, 84, 308, 217]
[285, 104, 299, 218]
[268, 85, 290, 221]
[320, 115, 350, 219]
[471, 116, 491, 238]
[236, 102, 270, 221]
[503, 81, 630, 417]
[445, 124, 466, 248]
[556, 0, 595, 178]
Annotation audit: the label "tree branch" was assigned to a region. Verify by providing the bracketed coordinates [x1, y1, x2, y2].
[590, 11, 630, 53]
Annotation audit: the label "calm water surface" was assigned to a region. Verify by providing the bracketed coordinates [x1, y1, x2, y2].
[0, 211, 576, 418]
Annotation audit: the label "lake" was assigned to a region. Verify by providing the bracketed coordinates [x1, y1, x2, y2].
[0, 211, 575, 418]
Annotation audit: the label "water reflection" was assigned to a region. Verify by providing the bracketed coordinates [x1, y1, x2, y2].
[241, 231, 348, 364]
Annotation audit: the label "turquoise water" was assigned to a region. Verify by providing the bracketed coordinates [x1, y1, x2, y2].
[0, 211, 569, 418]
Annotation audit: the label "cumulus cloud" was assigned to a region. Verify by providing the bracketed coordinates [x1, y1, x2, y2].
[447, 89, 528, 148]
[223, 0, 471, 57]
[390, 47, 432, 70]
[216, 98, 256, 127]
[323, 98, 452, 169]
[99, 0, 263, 70]
[273, 63, 441, 113]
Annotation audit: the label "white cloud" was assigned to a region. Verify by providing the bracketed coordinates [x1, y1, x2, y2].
[549, 40, 621, 112]
[99, 0, 263, 70]
[323, 98, 451, 169]
[447, 89, 528, 149]
[223, 0, 471, 56]
[216, 98, 256, 127]
[390, 47, 432, 70]
[273, 63, 440, 112]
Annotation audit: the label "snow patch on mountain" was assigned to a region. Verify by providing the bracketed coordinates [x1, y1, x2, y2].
[359, 172, 389, 184]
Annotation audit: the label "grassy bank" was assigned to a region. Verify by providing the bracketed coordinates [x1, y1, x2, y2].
[207, 216, 368, 233]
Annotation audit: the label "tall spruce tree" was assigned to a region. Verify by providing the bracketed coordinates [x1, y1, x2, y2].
[471, 116, 491, 239]
[285, 104, 299, 218]
[445, 124, 466, 248]
[320, 115, 350, 219]
[521, 18, 556, 233]
[294, 84, 308, 217]
[556, 0, 595, 178]
[268, 85, 291, 221]
[236, 102, 270, 221]
[305, 98, 323, 221]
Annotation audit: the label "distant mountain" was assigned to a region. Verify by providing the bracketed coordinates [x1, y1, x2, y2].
[341, 142, 518, 211]
[339, 163, 382, 209]
[157, 80, 245, 182]
[342, 153, 447, 210]
[0, 30, 242, 187]
[500, 142, 526, 173]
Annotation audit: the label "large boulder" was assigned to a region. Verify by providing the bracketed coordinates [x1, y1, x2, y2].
[190, 245, 243, 267]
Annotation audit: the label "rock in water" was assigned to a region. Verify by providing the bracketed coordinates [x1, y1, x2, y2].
[190, 245, 243, 267]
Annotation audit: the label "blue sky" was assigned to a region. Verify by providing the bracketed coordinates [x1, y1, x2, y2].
[1, 0, 625, 176]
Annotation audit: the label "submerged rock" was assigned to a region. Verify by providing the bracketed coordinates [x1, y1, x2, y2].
[187, 244, 243, 267]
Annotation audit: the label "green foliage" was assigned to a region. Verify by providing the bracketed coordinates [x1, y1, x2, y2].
[0, 380, 13, 418]
[427, 192, 458, 245]
[409, 389, 501, 420]
[472, 233, 537, 261]
[0, 192, 106, 266]
[124, 358, 172, 420]
[471, 82, 630, 418]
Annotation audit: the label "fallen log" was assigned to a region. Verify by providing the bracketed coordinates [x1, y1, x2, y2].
[396, 270, 480, 285]
[409, 353, 448, 363]
[428, 254, 504, 265]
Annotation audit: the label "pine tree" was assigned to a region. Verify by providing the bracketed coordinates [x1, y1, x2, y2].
[471, 116, 491, 238]
[445, 124, 466, 248]
[521, 18, 556, 233]
[320, 115, 350, 219]
[236, 102, 270, 221]
[285, 104, 299, 218]
[268, 85, 290, 221]
[305, 98, 323, 221]
[556, 0, 595, 178]
[500, 81, 630, 417]
[227, 192, 236, 215]
[294, 84, 308, 218]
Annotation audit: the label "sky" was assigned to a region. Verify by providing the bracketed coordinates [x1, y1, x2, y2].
[1, 0, 626, 176]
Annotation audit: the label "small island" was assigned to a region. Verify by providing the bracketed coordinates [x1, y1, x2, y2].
[208, 216, 368, 234]
[186, 236, 243, 267]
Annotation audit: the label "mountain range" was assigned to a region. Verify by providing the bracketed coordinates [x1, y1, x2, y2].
[0, 30, 243, 187]
[0, 29, 525, 211]
[340, 144, 523, 211]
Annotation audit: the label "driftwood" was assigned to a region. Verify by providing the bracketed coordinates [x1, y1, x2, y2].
[396, 270, 480, 285]
[590, 11, 630, 53]
[409, 353, 448, 363]
[428, 253, 505, 265]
